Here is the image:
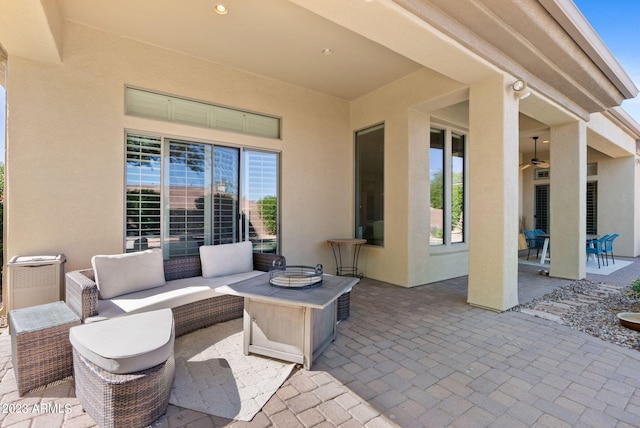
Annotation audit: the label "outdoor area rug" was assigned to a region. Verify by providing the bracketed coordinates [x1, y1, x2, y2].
[518, 257, 632, 275]
[169, 318, 295, 421]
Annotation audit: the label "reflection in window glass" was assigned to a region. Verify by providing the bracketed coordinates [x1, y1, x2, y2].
[430, 127, 466, 246]
[126, 135, 162, 252]
[125, 133, 279, 257]
[243, 151, 279, 253]
[430, 129, 445, 245]
[451, 133, 465, 243]
[355, 124, 384, 246]
[166, 141, 212, 258]
[214, 147, 240, 245]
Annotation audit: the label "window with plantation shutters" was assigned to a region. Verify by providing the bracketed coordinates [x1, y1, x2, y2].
[125, 135, 162, 251]
[243, 151, 279, 253]
[125, 132, 279, 257]
[166, 140, 212, 258]
[125, 87, 280, 139]
[535, 184, 550, 233]
[213, 147, 240, 245]
[586, 181, 597, 235]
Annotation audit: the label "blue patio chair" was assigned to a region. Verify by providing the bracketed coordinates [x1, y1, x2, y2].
[604, 233, 619, 265]
[524, 230, 544, 260]
[586, 235, 609, 268]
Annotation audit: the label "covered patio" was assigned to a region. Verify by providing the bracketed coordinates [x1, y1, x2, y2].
[1, 0, 639, 319]
[0, 260, 639, 427]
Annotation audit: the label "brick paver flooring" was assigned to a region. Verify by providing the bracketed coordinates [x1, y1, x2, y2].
[1, 258, 639, 427]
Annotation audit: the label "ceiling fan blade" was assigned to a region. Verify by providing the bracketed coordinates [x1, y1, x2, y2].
[519, 163, 531, 171]
[539, 161, 550, 168]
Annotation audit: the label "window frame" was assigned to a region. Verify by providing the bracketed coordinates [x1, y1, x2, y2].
[354, 123, 385, 247]
[429, 124, 468, 248]
[124, 130, 281, 257]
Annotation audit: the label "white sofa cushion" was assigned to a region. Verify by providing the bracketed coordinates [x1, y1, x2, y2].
[92, 249, 166, 299]
[199, 241, 253, 278]
[90, 270, 264, 321]
[70, 308, 174, 374]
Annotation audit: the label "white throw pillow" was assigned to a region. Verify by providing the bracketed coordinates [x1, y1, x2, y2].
[199, 241, 253, 278]
[92, 249, 166, 299]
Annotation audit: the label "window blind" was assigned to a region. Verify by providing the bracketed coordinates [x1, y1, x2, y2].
[126, 87, 280, 138]
[125, 135, 162, 252]
[586, 181, 598, 235]
[535, 184, 550, 232]
[243, 150, 278, 253]
[166, 141, 211, 257]
[213, 147, 240, 245]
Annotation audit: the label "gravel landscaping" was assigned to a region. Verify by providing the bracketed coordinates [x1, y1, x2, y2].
[513, 279, 640, 350]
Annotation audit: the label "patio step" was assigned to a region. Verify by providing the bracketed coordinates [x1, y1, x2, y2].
[520, 308, 563, 323]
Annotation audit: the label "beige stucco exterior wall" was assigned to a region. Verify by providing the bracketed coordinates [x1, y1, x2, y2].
[350, 69, 469, 287]
[520, 114, 639, 260]
[3, 22, 354, 296]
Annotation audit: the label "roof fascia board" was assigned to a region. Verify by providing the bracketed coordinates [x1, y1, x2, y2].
[538, 0, 638, 99]
[602, 107, 640, 141]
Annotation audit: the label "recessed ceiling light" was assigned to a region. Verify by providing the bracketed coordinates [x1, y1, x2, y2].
[321, 48, 333, 56]
[214, 4, 228, 15]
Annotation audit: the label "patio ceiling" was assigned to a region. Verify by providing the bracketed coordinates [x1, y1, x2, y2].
[2, 0, 636, 111]
[1, 0, 637, 155]
[57, 0, 424, 101]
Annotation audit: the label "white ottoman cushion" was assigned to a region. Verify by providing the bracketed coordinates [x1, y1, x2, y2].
[69, 309, 174, 374]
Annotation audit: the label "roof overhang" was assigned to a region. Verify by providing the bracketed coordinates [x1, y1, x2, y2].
[0, 0, 636, 125]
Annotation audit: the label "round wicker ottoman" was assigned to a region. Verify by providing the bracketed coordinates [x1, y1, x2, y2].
[69, 309, 175, 428]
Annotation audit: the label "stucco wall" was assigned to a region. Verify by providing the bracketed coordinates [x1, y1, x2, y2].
[520, 146, 638, 258]
[4, 22, 353, 292]
[350, 69, 468, 287]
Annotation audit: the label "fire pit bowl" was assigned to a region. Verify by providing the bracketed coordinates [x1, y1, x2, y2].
[269, 264, 323, 289]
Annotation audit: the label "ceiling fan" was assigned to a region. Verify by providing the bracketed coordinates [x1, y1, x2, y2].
[520, 136, 549, 170]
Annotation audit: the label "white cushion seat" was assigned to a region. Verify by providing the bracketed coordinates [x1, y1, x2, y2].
[88, 270, 264, 322]
[69, 309, 174, 374]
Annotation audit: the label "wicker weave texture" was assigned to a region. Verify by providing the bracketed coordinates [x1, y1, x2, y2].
[173, 294, 243, 337]
[337, 291, 350, 321]
[11, 317, 80, 395]
[65, 269, 98, 320]
[73, 349, 175, 428]
[66, 252, 289, 337]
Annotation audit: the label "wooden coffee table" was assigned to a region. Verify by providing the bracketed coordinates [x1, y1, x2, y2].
[215, 273, 358, 369]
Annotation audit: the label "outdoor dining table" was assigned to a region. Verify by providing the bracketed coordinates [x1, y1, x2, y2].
[538, 234, 550, 265]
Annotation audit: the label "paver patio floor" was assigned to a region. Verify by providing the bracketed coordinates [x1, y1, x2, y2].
[1, 257, 639, 427]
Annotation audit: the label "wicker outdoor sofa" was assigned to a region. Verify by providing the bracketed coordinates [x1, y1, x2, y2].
[65, 248, 285, 338]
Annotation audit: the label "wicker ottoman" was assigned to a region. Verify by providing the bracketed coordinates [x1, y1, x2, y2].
[9, 301, 80, 396]
[69, 309, 175, 428]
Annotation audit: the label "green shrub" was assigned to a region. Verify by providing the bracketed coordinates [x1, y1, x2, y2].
[629, 279, 640, 299]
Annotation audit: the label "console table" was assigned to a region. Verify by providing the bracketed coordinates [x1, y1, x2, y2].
[215, 273, 358, 369]
[327, 238, 367, 277]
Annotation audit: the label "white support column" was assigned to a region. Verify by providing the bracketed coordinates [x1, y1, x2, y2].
[549, 122, 587, 279]
[467, 76, 520, 311]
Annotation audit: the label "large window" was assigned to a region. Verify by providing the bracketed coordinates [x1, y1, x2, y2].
[430, 127, 466, 245]
[355, 124, 384, 246]
[126, 133, 279, 257]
